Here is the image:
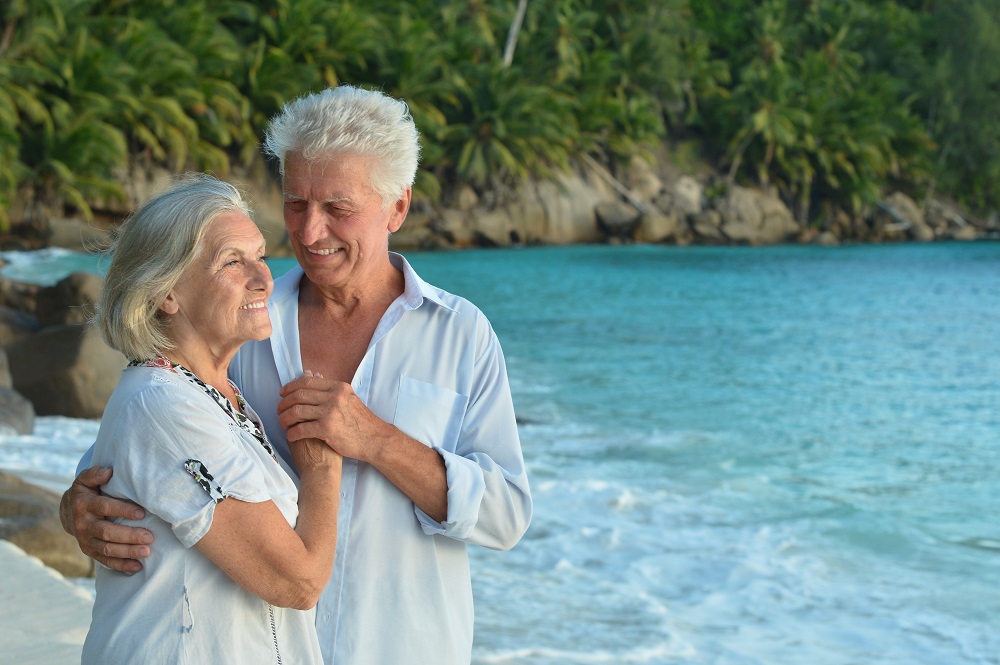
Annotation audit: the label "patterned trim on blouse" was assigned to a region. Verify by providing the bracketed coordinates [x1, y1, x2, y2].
[129, 356, 278, 461]
[184, 459, 226, 503]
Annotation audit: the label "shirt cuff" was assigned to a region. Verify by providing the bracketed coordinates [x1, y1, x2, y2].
[414, 447, 486, 538]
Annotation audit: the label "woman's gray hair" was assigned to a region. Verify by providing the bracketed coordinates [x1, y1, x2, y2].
[263, 85, 421, 209]
[94, 173, 252, 361]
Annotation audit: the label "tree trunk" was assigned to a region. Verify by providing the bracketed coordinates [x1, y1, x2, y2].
[503, 0, 529, 68]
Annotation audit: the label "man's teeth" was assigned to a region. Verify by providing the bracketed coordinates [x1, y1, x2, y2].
[307, 247, 341, 255]
[240, 302, 266, 310]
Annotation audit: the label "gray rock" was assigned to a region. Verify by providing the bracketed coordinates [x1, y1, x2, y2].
[0, 306, 40, 346]
[671, 176, 703, 216]
[47, 218, 112, 252]
[626, 155, 663, 201]
[595, 201, 642, 238]
[0, 386, 34, 434]
[689, 210, 725, 241]
[812, 231, 841, 246]
[7, 323, 127, 418]
[716, 186, 799, 244]
[0, 346, 10, 388]
[0, 471, 94, 577]
[36, 272, 103, 328]
[636, 210, 680, 243]
[948, 225, 980, 241]
[0, 278, 40, 313]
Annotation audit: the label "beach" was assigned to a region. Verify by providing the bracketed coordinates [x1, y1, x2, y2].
[0, 539, 93, 663]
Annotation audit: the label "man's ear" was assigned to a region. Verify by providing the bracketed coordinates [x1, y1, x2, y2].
[388, 188, 412, 234]
[159, 291, 179, 315]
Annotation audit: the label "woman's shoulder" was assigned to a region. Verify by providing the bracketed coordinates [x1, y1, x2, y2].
[102, 365, 224, 429]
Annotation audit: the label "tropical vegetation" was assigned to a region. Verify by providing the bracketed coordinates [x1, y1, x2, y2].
[1, 0, 998, 232]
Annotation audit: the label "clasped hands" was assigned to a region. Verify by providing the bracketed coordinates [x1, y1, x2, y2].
[279, 371, 393, 467]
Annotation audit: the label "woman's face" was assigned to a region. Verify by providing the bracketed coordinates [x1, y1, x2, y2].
[161, 211, 273, 358]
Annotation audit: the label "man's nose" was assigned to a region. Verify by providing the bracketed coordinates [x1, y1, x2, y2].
[299, 204, 328, 245]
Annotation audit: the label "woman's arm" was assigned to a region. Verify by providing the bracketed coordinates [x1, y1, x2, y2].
[195, 438, 342, 610]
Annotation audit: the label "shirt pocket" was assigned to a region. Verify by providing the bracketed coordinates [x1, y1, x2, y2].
[393, 376, 469, 452]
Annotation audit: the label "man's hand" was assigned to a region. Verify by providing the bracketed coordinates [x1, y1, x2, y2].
[278, 374, 393, 464]
[60, 466, 154, 573]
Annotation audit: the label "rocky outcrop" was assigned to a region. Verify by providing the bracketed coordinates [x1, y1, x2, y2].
[715, 186, 799, 244]
[0, 386, 35, 435]
[35, 272, 103, 327]
[0, 306, 39, 347]
[0, 272, 118, 423]
[0, 346, 34, 434]
[19, 149, 996, 254]
[0, 471, 93, 577]
[7, 323, 126, 419]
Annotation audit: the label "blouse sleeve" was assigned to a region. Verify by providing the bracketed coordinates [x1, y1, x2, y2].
[95, 383, 272, 548]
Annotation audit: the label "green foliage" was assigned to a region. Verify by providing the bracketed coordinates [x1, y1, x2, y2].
[690, 0, 935, 219]
[0, 0, 997, 226]
[915, 0, 1000, 211]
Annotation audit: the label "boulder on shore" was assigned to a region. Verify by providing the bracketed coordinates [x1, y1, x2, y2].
[0, 386, 35, 435]
[7, 323, 127, 419]
[0, 306, 40, 346]
[36, 272, 104, 328]
[0, 471, 93, 577]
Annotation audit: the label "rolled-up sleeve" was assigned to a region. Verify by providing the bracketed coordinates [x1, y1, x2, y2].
[414, 319, 532, 550]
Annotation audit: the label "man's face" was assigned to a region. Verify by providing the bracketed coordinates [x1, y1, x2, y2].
[282, 152, 406, 292]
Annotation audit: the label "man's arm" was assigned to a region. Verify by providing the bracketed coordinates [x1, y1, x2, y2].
[60, 466, 154, 573]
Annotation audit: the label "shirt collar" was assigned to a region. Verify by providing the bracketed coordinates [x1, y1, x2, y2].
[389, 252, 457, 313]
[270, 252, 456, 313]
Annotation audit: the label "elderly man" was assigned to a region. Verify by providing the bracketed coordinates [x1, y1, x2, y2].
[62, 85, 532, 665]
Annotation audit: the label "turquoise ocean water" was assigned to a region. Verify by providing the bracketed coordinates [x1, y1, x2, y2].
[2, 242, 998, 664]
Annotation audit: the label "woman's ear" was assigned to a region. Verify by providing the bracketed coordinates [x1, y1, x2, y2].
[159, 291, 179, 315]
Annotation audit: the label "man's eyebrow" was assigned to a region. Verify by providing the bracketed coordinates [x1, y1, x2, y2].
[282, 193, 353, 205]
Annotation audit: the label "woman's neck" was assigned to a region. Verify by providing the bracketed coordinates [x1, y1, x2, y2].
[163, 346, 238, 406]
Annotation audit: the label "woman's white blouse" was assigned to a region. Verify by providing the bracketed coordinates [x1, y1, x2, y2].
[82, 365, 323, 664]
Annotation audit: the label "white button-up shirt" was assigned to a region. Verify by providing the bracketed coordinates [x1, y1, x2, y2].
[229, 252, 532, 665]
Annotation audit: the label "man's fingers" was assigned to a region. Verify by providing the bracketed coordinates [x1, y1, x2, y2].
[94, 520, 154, 548]
[279, 374, 331, 396]
[81, 522, 154, 574]
[82, 494, 146, 521]
[277, 403, 327, 430]
[277, 388, 335, 415]
[75, 465, 113, 491]
[88, 536, 151, 561]
[90, 552, 146, 575]
[286, 421, 328, 447]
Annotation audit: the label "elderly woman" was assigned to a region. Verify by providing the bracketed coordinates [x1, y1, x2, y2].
[81, 174, 340, 665]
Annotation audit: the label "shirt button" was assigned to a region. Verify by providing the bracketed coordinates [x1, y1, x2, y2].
[323, 611, 332, 622]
